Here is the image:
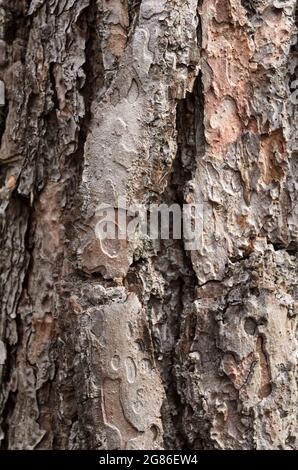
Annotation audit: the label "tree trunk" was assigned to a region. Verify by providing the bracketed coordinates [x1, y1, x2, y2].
[0, 0, 297, 450]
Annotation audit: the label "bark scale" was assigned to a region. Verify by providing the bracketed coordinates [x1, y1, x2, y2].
[0, 0, 297, 450]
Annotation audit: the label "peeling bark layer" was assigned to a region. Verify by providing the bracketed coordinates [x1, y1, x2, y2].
[0, 0, 297, 450]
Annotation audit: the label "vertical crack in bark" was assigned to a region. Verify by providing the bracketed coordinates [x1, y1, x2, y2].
[158, 74, 205, 450]
[0, 105, 8, 147]
[127, 0, 142, 39]
[53, 0, 106, 449]
[122, 1, 206, 445]
[240, 0, 257, 16]
[66, 0, 104, 196]
[125, 74, 205, 449]
[24, 0, 102, 448]
[1, 1, 30, 45]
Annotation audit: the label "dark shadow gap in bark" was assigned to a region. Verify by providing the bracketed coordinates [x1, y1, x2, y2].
[50, 0, 106, 449]
[289, 2, 298, 95]
[2, 1, 30, 46]
[0, 104, 8, 147]
[240, 0, 257, 17]
[125, 73, 205, 449]
[158, 73, 205, 450]
[127, 0, 142, 39]
[67, 0, 104, 186]
[62, 0, 105, 288]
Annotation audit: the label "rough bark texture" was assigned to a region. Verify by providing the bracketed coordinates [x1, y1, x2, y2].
[0, 0, 297, 450]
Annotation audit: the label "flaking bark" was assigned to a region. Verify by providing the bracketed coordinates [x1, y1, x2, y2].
[0, 0, 297, 450]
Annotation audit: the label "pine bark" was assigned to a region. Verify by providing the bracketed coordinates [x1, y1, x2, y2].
[0, 0, 297, 450]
